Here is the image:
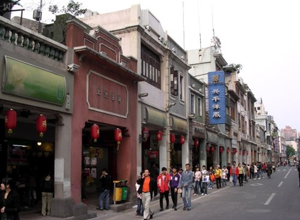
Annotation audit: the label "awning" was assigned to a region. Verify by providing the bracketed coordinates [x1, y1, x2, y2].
[171, 117, 188, 134]
[143, 107, 166, 128]
[232, 139, 237, 149]
[218, 137, 225, 147]
[206, 131, 218, 145]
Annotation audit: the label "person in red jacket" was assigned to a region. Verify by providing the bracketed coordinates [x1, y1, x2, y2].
[229, 161, 239, 186]
[157, 167, 170, 211]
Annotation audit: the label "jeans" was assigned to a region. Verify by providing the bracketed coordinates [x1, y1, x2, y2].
[194, 181, 200, 194]
[201, 182, 208, 194]
[216, 177, 221, 189]
[244, 174, 248, 182]
[159, 191, 169, 209]
[182, 187, 192, 209]
[232, 174, 237, 186]
[209, 180, 214, 189]
[136, 198, 143, 216]
[99, 189, 110, 209]
[221, 179, 227, 187]
[41, 192, 53, 216]
[170, 187, 178, 208]
[238, 174, 244, 186]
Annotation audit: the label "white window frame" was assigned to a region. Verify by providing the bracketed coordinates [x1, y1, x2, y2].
[179, 73, 184, 101]
[197, 97, 202, 116]
[191, 94, 195, 114]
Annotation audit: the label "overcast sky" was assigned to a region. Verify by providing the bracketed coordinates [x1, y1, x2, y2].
[12, 0, 300, 132]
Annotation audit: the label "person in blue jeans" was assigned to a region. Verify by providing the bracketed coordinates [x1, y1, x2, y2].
[98, 168, 111, 211]
[178, 163, 194, 211]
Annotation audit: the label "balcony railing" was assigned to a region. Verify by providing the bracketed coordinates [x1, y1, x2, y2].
[0, 16, 67, 62]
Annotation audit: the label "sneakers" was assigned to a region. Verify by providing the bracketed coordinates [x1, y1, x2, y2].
[201, 193, 204, 196]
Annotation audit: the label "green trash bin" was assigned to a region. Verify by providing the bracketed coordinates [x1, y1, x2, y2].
[120, 180, 128, 201]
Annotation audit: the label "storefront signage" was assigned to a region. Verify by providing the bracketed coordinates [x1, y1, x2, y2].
[171, 117, 188, 134]
[208, 71, 225, 124]
[87, 71, 128, 118]
[191, 122, 205, 138]
[3, 56, 66, 106]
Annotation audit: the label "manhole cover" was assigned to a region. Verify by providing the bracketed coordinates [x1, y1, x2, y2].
[247, 209, 271, 213]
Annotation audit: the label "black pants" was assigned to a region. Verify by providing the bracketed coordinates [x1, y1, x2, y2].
[170, 187, 177, 208]
[216, 177, 221, 189]
[238, 174, 244, 186]
[159, 191, 169, 209]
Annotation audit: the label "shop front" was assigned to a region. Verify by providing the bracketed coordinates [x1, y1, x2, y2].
[190, 121, 205, 168]
[206, 131, 218, 168]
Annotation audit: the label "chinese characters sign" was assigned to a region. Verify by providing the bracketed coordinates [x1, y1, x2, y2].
[208, 71, 225, 124]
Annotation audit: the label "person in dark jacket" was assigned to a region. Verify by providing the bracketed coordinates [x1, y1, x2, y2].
[0, 177, 21, 220]
[98, 168, 111, 211]
[137, 169, 155, 220]
[40, 173, 54, 216]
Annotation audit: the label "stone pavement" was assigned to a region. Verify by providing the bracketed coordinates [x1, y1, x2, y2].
[19, 183, 230, 220]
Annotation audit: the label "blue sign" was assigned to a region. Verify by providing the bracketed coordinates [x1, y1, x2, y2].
[208, 71, 226, 124]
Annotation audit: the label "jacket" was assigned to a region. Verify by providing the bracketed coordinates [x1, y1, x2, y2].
[178, 170, 194, 188]
[170, 173, 181, 188]
[41, 176, 54, 193]
[157, 173, 171, 193]
[230, 166, 239, 176]
[99, 174, 111, 191]
[0, 190, 21, 220]
[137, 176, 156, 194]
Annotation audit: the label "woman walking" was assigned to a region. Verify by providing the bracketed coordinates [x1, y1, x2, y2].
[237, 163, 244, 186]
[0, 177, 21, 220]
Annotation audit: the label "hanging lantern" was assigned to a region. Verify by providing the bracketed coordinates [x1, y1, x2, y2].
[5, 109, 17, 134]
[226, 147, 230, 154]
[232, 148, 237, 154]
[180, 135, 185, 145]
[194, 138, 199, 148]
[170, 134, 175, 144]
[36, 114, 47, 137]
[219, 146, 224, 154]
[90, 124, 100, 142]
[243, 150, 246, 156]
[142, 127, 149, 142]
[206, 146, 210, 152]
[114, 128, 122, 150]
[211, 146, 215, 153]
[157, 130, 163, 142]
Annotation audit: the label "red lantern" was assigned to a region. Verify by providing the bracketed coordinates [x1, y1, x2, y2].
[114, 128, 122, 150]
[36, 114, 47, 137]
[142, 127, 149, 142]
[206, 146, 210, 152]
[90, 124, 100, 142]
[194, 138, 199, 148]
[226, 147, 230, 154]
[232, 148, 237, 154]
[170, 134, 175, 144]
[219, 146, 224, 154]
[157, 130, 163, 141]
[180, 135, 185, 145]
[211, 146, 215, 153]
[5, 109, 17, 134]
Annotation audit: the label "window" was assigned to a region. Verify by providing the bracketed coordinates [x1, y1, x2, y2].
[230, 103, 235, 121]
[141, 44, 161, 88]
[191, 94, 195, 114]
[197, 97, 202, 116]
[179, 74, 184, 101]
[170, 68, 178, 96]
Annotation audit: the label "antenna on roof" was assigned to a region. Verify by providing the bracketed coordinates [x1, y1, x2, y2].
[182, 1, 185, 49]
[211, 3, 215, 37]
[197, 1, 201, 49]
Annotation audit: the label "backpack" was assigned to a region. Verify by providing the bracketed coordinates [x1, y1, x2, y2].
[210, 173, 215, 182]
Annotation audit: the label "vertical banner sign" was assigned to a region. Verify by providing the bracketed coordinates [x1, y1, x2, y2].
[208, 71, 225, 124]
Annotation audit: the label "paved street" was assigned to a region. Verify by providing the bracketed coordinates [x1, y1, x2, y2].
[20, 167, 300, 220]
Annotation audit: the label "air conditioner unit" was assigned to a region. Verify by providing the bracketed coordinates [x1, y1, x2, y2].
[33, 9, 42, 21]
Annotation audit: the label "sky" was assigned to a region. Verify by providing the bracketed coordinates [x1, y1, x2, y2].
[11, 0, 300, 132]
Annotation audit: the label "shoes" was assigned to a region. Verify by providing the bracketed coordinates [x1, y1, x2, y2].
[205, 194, 207, 195]
[166, 205, 169, 209]
[96, 208, 103, 211]
[187, 208, 191, 211]
[183, 207, 186, 210]
[201, 193, 204, 196]
[174, 207, 177, 211]
[104, 208, 110, 210]
[159, 208, 164, 211]
[150, 213, 154, 219]
[172, 205, 175, 208]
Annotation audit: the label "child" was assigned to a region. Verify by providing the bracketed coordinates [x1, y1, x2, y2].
[201, 165, 209, 195]
[222, 166, 228, 187]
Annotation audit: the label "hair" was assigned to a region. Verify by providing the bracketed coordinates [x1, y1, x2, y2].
[102, 168, 107, 172]
[185, 163, 190, 167]
[202, 165, 206, 168]
[162, 167, 167, 171]
[172, 167, 177, 171]
[1, 177, 15, 189]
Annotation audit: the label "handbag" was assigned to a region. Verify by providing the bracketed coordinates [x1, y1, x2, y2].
[177, 188, 182, 194]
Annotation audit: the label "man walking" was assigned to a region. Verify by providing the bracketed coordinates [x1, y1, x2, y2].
[137, 169, 155, 220]
[98, 168, 111, 211]
[230, 161, 238, 186]
[178, 163, 194, 211]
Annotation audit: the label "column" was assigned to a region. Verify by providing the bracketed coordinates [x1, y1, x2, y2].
[199, 139, 206, 167]
[182, 135, 189, 166]
[159, 134, 167, 170]
[51, 114, 74, 218]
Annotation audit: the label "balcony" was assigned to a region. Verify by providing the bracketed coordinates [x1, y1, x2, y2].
[225, 115, 231, 126]
[0, 16, 67, 62]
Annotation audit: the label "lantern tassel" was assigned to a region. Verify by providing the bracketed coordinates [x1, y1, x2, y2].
[8, 129, 13, 134]
[117, 141, 121, 150]
[39, 132, 44, 138]
[94, 139, 97, 142]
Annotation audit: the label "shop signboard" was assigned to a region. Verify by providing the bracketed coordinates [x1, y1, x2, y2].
[208, 71, 226, 124]
[3, 56, 66, 106]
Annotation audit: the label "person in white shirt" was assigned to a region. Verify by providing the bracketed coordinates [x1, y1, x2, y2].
[193, 167, 201, 196]
[201, 165, 209, 195]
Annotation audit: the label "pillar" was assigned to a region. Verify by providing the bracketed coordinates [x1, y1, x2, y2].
[159, 134, 167, 170]
[182, 136, 189, 166]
